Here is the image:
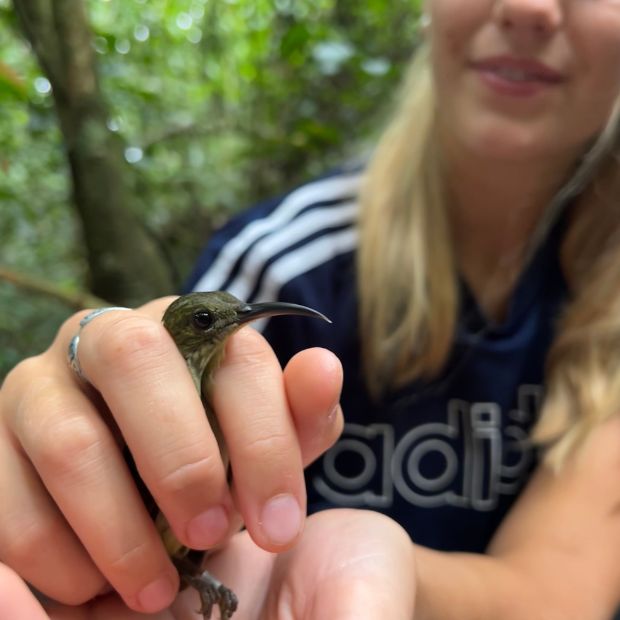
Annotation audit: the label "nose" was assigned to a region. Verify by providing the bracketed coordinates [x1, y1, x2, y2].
[494, 0, 563, 38]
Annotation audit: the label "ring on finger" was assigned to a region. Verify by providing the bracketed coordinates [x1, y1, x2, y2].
[68, 307, 131, 383]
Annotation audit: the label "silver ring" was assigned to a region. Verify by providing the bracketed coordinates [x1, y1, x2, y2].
[67, 307, 131, 382]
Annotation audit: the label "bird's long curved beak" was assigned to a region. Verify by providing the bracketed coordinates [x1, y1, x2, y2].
[236, 301, 331, 326]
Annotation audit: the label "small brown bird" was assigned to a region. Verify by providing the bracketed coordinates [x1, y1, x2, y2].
[155, 291, 330, 619]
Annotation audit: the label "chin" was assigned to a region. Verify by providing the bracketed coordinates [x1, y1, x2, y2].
[461, 119, 555, 163]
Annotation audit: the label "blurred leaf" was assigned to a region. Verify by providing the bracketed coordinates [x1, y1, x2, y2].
[0, 60, 27, 100]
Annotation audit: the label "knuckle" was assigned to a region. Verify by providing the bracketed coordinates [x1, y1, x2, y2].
[10, 373, 66, 434]
[31, 413, 107, 483]
[1, 357, 44, 407]
[239, 425, 292, 463]
[0, 516, 57, 568]
[225, 327, 274, 369]
[95, 316, 171, 375]
[104, 538, 153, 574]
[157, 450, 221, 497]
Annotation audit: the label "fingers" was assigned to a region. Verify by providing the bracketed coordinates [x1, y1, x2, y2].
[0, 412, 104, 604]
[0, 563, 50, 620]
[1, 294, 345, 617]
[75, 310, 234, 552]
[202, 510, 416, 620]
[211, 327, 308, 552]
[2, 356, 180, 613]
[277, 509, 417, 620]
[283, 348, 343, 467]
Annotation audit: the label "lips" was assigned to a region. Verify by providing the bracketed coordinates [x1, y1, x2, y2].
[470, 55, 565, 98]
[471, 55, 565, 84]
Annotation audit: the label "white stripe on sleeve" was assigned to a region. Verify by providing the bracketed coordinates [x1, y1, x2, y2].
[192, 172, 362, 293]
[223, 201, 357, 302]
[240, 227, 359, 332]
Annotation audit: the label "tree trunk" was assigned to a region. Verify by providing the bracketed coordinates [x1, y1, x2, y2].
[12, 0, 174, 306]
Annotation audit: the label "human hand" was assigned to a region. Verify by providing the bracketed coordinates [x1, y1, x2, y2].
[1, 509, 416, 620]
[202, 508, 417, 620]
[0, 563, 48, 620]
[0, 297, 343, 613]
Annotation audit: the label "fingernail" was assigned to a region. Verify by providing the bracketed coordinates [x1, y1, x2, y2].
[186, 505, 229, 548]
[260, 493, 303, 546]
[137, 574, 177, 613]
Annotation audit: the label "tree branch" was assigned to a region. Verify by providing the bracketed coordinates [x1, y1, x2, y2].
[0, 266, 109, 309]
[141, 120, 236, 153]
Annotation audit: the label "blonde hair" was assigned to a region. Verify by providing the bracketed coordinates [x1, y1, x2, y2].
[359, 46, 456, 396]
[534, 137, 620, 467]
[358, 44, 620, 468]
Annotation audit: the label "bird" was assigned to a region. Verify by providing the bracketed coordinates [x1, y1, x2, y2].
[151, 291, 330, 619]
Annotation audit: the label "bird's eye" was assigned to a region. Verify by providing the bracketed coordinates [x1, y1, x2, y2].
[192, 310, 213, 330]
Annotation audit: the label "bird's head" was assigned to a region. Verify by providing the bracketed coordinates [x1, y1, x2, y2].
[162, 291, 330, 387]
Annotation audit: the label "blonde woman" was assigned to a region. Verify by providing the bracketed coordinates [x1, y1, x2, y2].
[4, 0, 620, 618]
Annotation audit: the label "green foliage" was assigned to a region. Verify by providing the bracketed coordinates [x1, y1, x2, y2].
[0, 0, 422, 378]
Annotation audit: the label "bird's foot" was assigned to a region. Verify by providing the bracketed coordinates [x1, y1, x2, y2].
[187, 570, 238, 620]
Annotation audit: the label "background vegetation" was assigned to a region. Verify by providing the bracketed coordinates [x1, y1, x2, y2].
[0, 0, 421, 379]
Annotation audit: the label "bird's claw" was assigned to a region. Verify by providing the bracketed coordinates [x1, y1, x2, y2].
[188, 571, 238, 619]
